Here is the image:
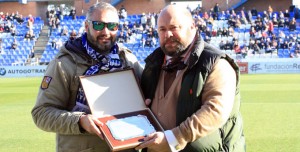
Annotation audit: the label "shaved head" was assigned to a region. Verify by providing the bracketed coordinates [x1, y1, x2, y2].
[158, 5, 194, 25]
[157, 5, 196, 57]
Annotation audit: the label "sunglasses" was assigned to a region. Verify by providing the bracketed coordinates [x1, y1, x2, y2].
[87, 20, 119, 31]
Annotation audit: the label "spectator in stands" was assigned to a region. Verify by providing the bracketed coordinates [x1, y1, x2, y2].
[240, 41, 249, 58]
[261, 29, 269, 40]
[254, 30, 263, 40]
[251, 7, 258, 16]
[10, 24, 16, 37]
[24, 31, 31, 41]
[204, 35, 211, 43]
[294, 44, 300, 57]
[233, 41, 241, 54]
[29, 29, 35, 41]
[247, 10, 253, 23]
[228, 27, 235, 37]
[29, 49, 35, 58]
[221, 27, 228, 37]
[3, 23, 10, 33]
[262, 11, 270, 21]
[213, 3, 220, 13]
[0, 12, 4, 21]
[265, 43, 275, 54]
[278, 30, 286, 39]
[54, 16, 61, 30]
[31, 3, 143, 152]
[216, 27, 222, 36]
[259, 39, 266, 53]
[51, 38, 57, 49]
[145, 36, 153, 47]
[117, 30, 127, 43]
[267, 20, 274, 35]
[249, 26, 256, 38]
[289, 17, 296, 31]
[46, 9, 50, 22]
[227, 15, 235, 27]
[137, 5, 245, 152]
[218, 11, 227, 20]
[60, 26, 69, 36]
[224, 40, 233, 50]
[138, 36, 146, 48]
[284, 9, 290, 18]
[272, 16, 278, 26]
[219, 40, 225, 50]
[56, 38, 63, 49]
[69, 7, 76, 20]
[16, 14, 25, 24]
[69, 30, 77, 40]
[203, 11, 209, 21]
[27, 14, 34, 30]
[120, 5, 127, 19]
[284, 17, 290, 28]
[120, 5, 126, 13]
[255, 20, 263, 32]
[55, 6, 62, 20]
[211, 28, 217, 37]
[48, 14, 55, 36]
[11, 39, 18, 50]
[253, 40, 260, 54]
[268, 5, 273, 18]
[280, 40, 289, 49]
[240, 12, 248, 24]
[136, 23, 144, 34]
[195, 16, 206, 33]
[278, 12, 285, 27]
[291, 33, 297, 42]
[140, 13, 147, 29]
[0, 24, 4, 33]
[149, 14, 156, 28]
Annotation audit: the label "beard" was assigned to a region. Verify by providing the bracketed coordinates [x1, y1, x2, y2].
[86, 28, 117, 54]
[160, 37, 186, 57]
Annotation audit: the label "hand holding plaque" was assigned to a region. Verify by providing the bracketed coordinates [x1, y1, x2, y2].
[79, 69, 163, 151]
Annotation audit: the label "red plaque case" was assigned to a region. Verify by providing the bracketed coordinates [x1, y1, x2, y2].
[80, 69, 163, 151]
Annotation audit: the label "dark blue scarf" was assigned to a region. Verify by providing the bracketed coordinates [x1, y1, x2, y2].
[72, 33, 122, 113]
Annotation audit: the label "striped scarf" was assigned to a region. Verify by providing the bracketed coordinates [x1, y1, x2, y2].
[72, 33, 122, 113]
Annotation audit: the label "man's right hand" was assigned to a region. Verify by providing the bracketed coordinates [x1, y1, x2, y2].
[79, 114, 104, 140]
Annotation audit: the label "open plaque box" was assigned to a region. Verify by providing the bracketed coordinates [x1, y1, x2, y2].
[79, 69, 163, 151]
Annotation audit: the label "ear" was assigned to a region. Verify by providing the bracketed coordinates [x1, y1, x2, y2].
[84, 20, 89, 32]
[191, 21, 196, 30]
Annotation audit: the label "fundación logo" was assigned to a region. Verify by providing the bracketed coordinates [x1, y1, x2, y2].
[0, 68, 6, 76]
[250, 63, 262, 72]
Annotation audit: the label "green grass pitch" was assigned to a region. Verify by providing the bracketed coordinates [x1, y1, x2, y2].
[0, 74, 299, 152]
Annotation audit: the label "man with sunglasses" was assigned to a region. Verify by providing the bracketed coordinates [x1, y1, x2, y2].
[32, 2, 143, 152]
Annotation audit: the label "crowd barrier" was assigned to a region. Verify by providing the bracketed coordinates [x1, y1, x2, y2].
[0, 58, 300, 77]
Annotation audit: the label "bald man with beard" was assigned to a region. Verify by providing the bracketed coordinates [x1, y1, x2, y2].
[137, 5, 246, 152]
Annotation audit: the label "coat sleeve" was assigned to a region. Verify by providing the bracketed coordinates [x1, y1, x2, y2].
[123, 49, 144, 79]
[31, 58, 84, 135]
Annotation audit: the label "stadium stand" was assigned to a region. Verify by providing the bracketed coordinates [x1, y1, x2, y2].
[0, 14, 44, 66]
[1, 4, 299, 66]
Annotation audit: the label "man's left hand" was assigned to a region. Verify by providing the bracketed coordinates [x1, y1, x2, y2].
[135, 132, 169, 151]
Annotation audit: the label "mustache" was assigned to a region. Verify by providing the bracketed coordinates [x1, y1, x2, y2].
[97, 34, 111, 39]
[165, 37, 179, 43]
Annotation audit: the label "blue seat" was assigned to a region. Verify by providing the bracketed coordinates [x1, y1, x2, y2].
[283, 49, 290, 56]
